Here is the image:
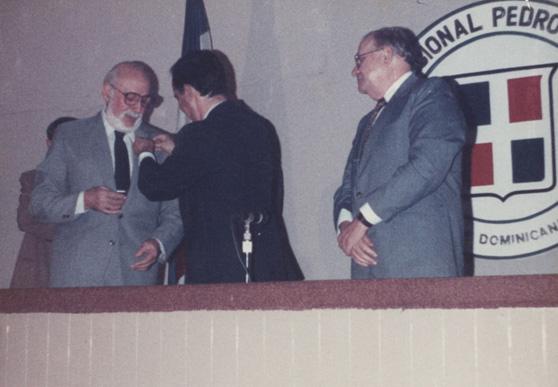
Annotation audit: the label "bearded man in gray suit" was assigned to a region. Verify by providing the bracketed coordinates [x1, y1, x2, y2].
[334, 27, 467, 279]
[30, 61, 182, 287]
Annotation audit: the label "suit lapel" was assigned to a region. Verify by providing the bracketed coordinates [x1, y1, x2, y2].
[87, 113, 117, 190]
[354, 111, 374, 162]
[356, 74, 420, 176]
[373, 74, 419, 130]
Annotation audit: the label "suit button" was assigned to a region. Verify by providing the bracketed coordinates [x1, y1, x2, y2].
[118, 214, 123, 219]
[109, 240, 115, 246]
[356, 192, 362, 198]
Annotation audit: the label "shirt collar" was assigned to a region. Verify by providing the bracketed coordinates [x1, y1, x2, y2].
[203, 100, 226, 120]
[383, 71, 412, 103]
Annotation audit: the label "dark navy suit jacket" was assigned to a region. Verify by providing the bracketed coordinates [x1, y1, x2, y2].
[139, 100, 303, 284]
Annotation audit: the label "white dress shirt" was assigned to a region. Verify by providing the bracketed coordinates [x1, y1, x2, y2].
[75, 109, 135, 214]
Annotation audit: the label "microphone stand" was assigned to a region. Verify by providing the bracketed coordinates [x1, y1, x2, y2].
[242, 215, 254, 283]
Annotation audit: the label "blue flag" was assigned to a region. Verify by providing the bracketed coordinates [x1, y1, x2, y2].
[182, 0, 212, 55]
[177, 0, 212, 134]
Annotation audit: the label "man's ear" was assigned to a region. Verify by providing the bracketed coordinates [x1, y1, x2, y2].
[382, 45, 395, 64]
[102, 83, 112, 104]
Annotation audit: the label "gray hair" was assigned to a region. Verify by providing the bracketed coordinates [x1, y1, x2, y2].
[103, 61, 159, 94]
[363, 27, 427, 75]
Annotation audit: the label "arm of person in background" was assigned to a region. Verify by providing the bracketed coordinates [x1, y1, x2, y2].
[17, 171, 56, 241]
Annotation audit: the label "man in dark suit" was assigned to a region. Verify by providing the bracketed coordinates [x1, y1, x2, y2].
[334, 27, 467, 279]
[30, 61, 183, 287]
[134, 50, 303, 284]
[11, 117, 76, 288]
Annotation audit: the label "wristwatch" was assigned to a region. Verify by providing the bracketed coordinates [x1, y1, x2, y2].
[356, 212, 373, 228]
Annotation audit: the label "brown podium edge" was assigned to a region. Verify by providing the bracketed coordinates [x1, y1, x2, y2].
[1, 275, 557, 314]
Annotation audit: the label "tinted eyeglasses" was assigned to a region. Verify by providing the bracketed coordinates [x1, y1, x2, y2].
[110, 84, 152, 108]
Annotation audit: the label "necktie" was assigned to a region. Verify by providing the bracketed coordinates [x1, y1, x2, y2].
[360, 98, 387, 153]
[114, 131, 130, 193]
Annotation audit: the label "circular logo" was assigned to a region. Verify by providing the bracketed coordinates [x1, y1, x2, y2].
[418, 0, 558, 258]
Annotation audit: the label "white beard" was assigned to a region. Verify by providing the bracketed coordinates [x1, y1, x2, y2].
[105, 102, 143, 134]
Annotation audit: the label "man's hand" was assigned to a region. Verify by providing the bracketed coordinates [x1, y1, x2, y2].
[338, 219, 378, 266]
[130, 238, 161, 271]
[152, 133, 175, 156]
[84, 186, 126, 214]
[348, 234, 378, 267]
[132, 137, 155, 156]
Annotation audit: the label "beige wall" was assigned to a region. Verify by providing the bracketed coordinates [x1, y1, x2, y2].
[1, 0, 557, 288]
[1, 307, 557, 386]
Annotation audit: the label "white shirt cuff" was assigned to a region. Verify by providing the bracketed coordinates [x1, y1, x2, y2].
[336, 208, 353, 234]
[75, 191, 86, 215]
[359, 203, 383, 225]
[139, 152, 156, 164]
[155, 238, 167, 263]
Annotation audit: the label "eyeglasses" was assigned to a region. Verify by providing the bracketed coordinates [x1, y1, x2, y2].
[354, 47, 383, 68]
[110, 84, 152, 108]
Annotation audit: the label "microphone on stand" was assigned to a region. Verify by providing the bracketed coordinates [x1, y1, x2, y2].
[239, 209, 269, 283]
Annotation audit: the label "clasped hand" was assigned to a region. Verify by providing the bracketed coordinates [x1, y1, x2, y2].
[337, 219, 378, 267]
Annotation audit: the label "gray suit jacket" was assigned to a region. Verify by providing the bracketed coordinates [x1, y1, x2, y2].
[334, 74, 467, 279]
[30, 113, 182, 287]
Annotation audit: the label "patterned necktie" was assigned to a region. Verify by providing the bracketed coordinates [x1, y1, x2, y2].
[360, 98, 387, 153]
[114, 131, 130, 193]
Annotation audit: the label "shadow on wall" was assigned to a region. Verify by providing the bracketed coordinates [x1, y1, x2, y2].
[444, 76, 477, 277]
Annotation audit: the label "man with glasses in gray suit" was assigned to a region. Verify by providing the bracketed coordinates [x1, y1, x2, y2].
[30, 61, 182, 287]
[334, 27, 467, 279]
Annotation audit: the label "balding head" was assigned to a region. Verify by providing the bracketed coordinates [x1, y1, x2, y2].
[101, 61, 158, 133]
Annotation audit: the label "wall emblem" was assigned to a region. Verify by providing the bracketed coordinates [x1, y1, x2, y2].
[418, 0, 558, 258]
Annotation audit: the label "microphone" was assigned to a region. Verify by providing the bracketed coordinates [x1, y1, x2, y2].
[242, 210, 269, 225]
[239, 210, 268, 283]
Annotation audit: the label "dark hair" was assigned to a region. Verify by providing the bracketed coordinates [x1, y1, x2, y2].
[170, 50, 227, 97]
[364, 27, 427, 75]
[46, 116, 77, 141]
[103, 61, 159, 95]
